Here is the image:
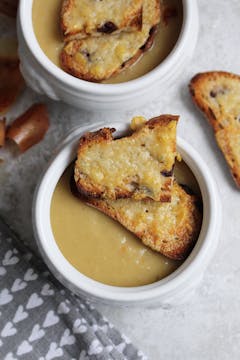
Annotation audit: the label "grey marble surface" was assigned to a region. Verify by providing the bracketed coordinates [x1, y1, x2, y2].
[1, 1, 240, 359]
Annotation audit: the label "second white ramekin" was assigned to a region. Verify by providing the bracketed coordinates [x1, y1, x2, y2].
[17, 0, 198, 111]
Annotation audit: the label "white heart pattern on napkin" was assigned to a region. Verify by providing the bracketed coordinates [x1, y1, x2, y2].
[0, 224, 144, 360]
[116, 342, 126, 353]
[41, 284, 55, 296]
[28, 324, 45, 342]
[45, 342, 63, 360]
[26, 293, 44, 309]
[1, 322, 17, 338]
[43, 311, 59, 328]
[13, 305, 28, 324]
[2, 250, 19, 266]
[60, 328, 76, 347]
[16, 340, 33, 356]
[105, 345, 113, 353]
[0, 266, 6, 276]
[11, 278, 27, 292]
[4, 352, 17, 360]
[57, 301, 70, 314]
[73, 319, 87, 334]
[88, 339, 103, 355]
[0, 288, 13, 306]
[24, 268, 38, 282]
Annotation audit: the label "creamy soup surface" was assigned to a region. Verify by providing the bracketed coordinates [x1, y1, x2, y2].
[50, 161, 201, 287]
[32, 0, 183, 83]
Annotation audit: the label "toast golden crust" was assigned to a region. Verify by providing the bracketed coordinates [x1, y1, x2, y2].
[61, 0, 143, 40]
[73, 182, 202, 260]
[189, 71, 240, 187]
[60, 0, 160, 81]
[74, 115, 178, 202]
[60, 26, 157, 82]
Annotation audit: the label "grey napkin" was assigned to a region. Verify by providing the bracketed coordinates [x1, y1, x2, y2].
[0, 218, 147, 360]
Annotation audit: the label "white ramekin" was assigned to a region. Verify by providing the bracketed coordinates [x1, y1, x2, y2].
[33, 122, 221, 307]
[17, 0, 198, 111]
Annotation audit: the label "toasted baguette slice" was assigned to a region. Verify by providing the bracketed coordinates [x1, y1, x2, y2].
[189, 71, 240, 187]
[74, 182, 202, 260]
[74, 115, 178, 202]
[61, 0, 143, 41]
[61, 0, 160, 82]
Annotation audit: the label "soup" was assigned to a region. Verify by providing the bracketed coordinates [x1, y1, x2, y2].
[50, 160, 200, 287]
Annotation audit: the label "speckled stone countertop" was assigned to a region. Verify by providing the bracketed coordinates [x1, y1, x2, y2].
[1, 1, 240, 359]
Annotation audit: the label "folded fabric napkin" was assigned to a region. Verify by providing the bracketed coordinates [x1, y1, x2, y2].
[0, 217, 147, 360]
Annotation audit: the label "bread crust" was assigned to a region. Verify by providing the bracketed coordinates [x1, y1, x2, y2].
[61, 0, 143, 40]
[71, 180, 202, 260]
[61, 25, 157, 82]
[60, 0, 160, 82]
[74, 115, 178, 202]
[189, 71, 240, 187]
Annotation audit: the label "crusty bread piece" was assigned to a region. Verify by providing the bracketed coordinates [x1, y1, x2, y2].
[189, 71, 240, 187]
[73, 182, 202, 260]
[60, 26, 157, 82]
[74, 115, 178, 202]
[61, 0, 143, 41]
[61, 0, 160, 82]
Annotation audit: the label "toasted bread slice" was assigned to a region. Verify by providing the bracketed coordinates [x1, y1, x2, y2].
[74, 182, 202, 260]
[189, 71, 240, 187]
[61, 0, 143, 40]
[74, 115, 178, 202]
[61, 0, 160, 81]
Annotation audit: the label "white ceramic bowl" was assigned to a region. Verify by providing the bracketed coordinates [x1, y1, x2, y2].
[33, 122, 221, 307]
[17, 0, 198, 112]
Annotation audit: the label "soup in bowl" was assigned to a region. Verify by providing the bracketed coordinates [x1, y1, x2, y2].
[33, 121, 221, 306]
